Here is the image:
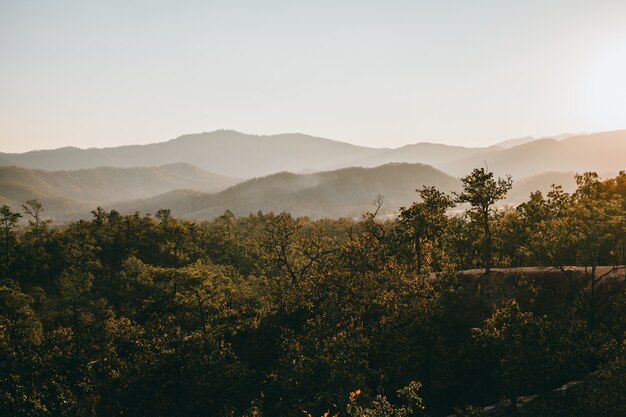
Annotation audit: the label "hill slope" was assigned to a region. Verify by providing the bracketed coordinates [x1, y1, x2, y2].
[114, 163, 462, 219]
[113, 165, 590, 220]
[2, 163, 592, 221]
[0, 163, 239, 219]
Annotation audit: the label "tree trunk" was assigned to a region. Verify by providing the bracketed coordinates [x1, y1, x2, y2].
[484, 210, 492, 274]
[590, 256, 597, 330]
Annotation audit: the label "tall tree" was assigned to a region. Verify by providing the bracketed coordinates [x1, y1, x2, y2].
[18, 200, 53, 286]
[21, 199, 48, 234]
[569, 172, 623, 328]
[455, 168, 512, 273]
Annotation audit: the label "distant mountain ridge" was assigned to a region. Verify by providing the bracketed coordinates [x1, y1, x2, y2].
[444, 130, 626, 178]
[0, 131, 381, 178]
[1, 129, 623, 180]
[493, 132, 583, 148]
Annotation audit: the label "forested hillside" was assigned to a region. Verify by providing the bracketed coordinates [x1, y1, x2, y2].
[1, 169, 624, 417]
[114, 163, 461, 219]
[117, 166, 585, 220]
[1, 162, 591, 222]
[0, 164, 239, 220]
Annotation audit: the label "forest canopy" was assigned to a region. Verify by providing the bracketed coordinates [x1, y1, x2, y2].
[0, 169, 625, 417]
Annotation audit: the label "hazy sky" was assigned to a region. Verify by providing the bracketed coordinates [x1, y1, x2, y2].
[1, 0, 626, 152]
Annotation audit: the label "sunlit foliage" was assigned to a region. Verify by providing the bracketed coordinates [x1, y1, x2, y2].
[0, 170, 624, 416]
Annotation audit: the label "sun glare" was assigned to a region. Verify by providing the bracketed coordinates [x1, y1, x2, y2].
[584, 38, 626, 127]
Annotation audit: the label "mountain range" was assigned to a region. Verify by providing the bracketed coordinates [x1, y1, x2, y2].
[1, 129, 624, 221]
[0, 131, 377, 178]
[2, 130, 623, 179]
[441, 131, 626, 178]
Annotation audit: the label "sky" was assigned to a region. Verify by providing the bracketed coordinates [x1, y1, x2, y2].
[1, 0, 626, 153]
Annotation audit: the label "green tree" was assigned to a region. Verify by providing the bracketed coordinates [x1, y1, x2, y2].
[261, 212, 336, 285]
[601, 171, 626, 278]
[0, 205, 22, 280]
[18, 200, 54, 286]
[455, 169, 512, 273]
[399, 186, 455, 275]
[472, 300, 546, 416]
[0, 283, 44, 415]
[21, 199, 49, 234]
[568, 172, 623, 328]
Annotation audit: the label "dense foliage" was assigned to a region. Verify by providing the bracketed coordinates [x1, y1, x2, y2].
[1, 170, 624, 417]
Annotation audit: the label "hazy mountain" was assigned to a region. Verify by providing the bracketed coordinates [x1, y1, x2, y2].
[0, 131, 383, 178]
[494, 136, 536, 149]
[2, 130, 623, 180]
[3, 129, 624, 221]
[494, 132, 583, 148]
[443, 130, 626, 178]
[353, 142, 495, 168]
[2, 160, 594, 221]
[0, 163, 239, 219]
[506, 172, 578, 203]
[510, 169, 626, 203]
[113, 163, 462, 219]
[112, 164, 590, 220]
